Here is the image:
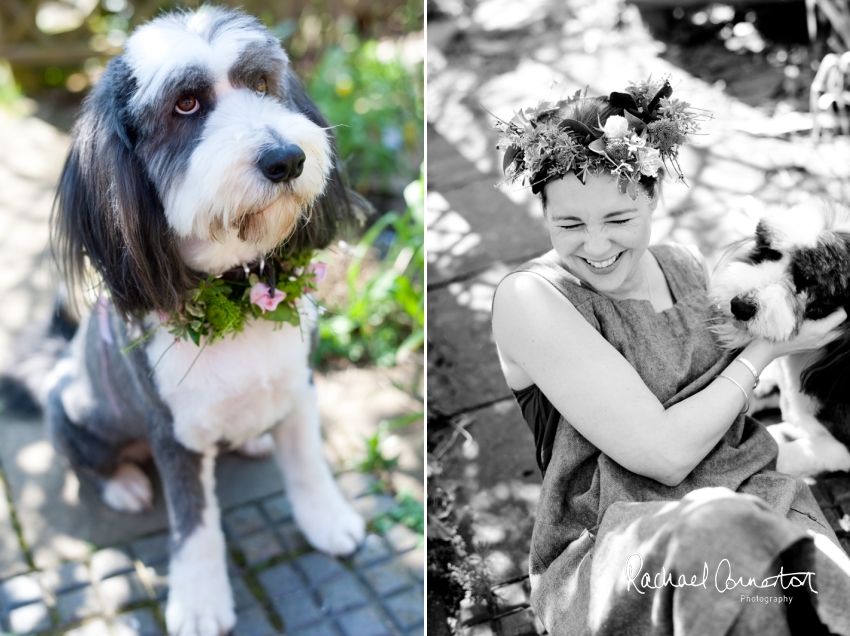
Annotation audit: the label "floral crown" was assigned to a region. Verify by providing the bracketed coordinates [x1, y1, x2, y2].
[494, 77, 710, 199]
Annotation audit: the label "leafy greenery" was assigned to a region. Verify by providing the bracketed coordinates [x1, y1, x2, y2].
[308, 37, 423, 193]
[374, 490, 425, 536]
[316, 175, 424, 367]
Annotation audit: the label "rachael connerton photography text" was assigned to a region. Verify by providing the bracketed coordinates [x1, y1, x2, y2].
[624, 553, 816, 595]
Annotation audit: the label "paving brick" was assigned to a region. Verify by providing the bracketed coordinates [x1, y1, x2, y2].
[336, 473, 379, 500]
[131, 533, 170, 566]
[42, 561, 91, 594]
[352, 495, 397, 521]
[383, 588, 424, 631]
[0, 572, 44, 609]
[277, 522, 310, 553]
[360, 561, 414, 597]
[383, 524, 420, 554]
[261, 495, 293, 524]
[294, 553, 346, 586]
[7, 601, 52, 633]
[90, 547, 135, 581]
[257, 562, 306, 599]
[99, 571, 149, 612]
[398, 548, 424, 581]
[231, 575, 257, 611]
[316, 572, 370, 614]
[232, 604, 279, 636]
[348, 535, 392, 569]
[64, 618, 111, 636]
[146, 562, 169, 601]
[111, 608, 165, 636]
[336, 605, 393, 636]
[57, 584, 104, 624]
[224, 506, 268, 539]
[237, 530, 286, 567]
[291, 621, 341, 636]
[274, 589, 324, 631]
[497, 607, 541, 636]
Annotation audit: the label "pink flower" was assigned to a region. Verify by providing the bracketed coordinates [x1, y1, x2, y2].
[303, 262, 328, 293]
[308, 262, 328, 283]
[250, 282, 286, 313]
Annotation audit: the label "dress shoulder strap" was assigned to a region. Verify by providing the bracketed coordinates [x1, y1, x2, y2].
[508, 253, 598, 310]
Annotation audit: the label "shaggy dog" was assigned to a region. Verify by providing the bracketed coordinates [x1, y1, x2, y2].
[709, 201, 850, 478]
[45, 7, 365, 635]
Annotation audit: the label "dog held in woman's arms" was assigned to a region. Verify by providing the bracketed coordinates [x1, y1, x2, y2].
[709, 200, 850, 479]
[27, 7, 367, 636]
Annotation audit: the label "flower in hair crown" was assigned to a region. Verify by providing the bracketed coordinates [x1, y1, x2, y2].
[493, 76, 711, 199]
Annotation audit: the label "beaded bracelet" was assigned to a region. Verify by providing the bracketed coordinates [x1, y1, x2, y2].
[717, 374, 750, 414]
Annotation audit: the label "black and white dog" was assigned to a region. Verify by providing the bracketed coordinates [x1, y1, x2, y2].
[46, 7, 365, 635]
[709, 201, 850, 478]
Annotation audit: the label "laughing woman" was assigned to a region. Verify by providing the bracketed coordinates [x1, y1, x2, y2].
[491, 80, 850, 635]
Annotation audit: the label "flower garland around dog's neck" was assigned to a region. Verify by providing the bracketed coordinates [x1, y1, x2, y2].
[163, 248, 326, 347]
[493, 76, 711, 198]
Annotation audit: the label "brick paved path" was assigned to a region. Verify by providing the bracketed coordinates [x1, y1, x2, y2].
[0, 471, 423, 636]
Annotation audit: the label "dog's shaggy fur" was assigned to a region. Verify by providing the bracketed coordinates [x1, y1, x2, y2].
[709, 201, 850, 478]
[44, 7, 366, 635]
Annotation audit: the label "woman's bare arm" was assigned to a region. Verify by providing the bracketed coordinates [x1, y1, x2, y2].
[493, 272, 846, 487]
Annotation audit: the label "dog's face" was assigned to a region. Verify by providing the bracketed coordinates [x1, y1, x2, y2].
[709, 201, 850, 349]
[54, 7, 352, 317]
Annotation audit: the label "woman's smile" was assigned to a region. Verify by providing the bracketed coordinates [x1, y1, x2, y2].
[578, 251, 625, 272]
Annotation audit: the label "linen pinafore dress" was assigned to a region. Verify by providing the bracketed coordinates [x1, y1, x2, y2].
[502, 244, 850, 636]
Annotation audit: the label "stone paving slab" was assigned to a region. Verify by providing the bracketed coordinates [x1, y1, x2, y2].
[427, 128, 551, 288]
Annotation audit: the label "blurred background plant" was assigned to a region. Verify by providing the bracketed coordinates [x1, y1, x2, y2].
[0, 0, 424, 532]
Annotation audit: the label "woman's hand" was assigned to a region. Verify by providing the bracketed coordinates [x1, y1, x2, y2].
[769, 307, 848, 357]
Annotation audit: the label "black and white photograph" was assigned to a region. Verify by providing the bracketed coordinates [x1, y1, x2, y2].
[0, 1, 423, 635]
[427, 0, 850, 634]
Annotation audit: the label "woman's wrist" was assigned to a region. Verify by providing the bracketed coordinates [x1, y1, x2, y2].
[740, 338, 780, 372]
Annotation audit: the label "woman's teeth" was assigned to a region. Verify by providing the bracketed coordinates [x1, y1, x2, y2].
[582, 253, 621, 269]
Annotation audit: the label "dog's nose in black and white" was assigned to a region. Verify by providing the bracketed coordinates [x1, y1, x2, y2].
[258, 144, 306, 183]
[730, 296, 758, 321]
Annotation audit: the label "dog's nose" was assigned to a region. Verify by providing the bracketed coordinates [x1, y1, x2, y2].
[258, 144, 305, 183]
[730, 296, 758, 321]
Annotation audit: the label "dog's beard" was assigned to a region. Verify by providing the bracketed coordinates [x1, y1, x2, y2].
[709, 260, 804, 349]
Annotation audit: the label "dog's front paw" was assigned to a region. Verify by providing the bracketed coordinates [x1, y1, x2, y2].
[101, 463, 153, 513]
[292, 489, 365, 556]
[165, 577, 235, 636]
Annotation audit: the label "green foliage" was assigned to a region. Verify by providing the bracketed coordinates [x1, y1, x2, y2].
[374, 490, 425, 536]
[308, 37, 423, 193]
[357, 425, 400, 475]
[317, 176, 424, 367]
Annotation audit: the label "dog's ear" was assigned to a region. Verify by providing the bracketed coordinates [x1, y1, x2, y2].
[282, 75, 371, 253]
[802, 319, 850, 406]
[52, 57, 193, 319]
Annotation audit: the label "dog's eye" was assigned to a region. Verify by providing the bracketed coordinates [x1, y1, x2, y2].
[175, 95, 199, 115]
[255, 77, 267, 94]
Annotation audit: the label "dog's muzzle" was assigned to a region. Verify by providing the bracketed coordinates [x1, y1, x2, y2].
[730, 295, 758, 321]
[258, 144, 306, 183]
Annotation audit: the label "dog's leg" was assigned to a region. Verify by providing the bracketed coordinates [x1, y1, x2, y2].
[272, 382, 365, 555]
[772, 354, 850, 476]
[151, 436, 235, 636]
[232, 433, 275, 458]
